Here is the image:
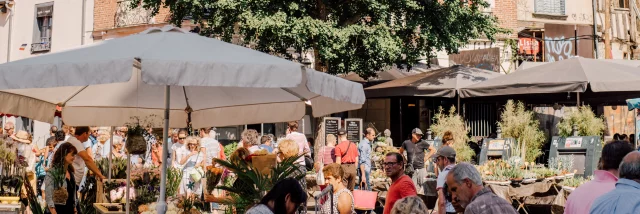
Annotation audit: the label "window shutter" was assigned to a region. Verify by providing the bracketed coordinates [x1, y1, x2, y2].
[32, 14, 41, 44]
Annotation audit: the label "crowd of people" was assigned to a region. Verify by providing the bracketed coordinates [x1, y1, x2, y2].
[8, 117, 640, 214]
[244, 126, 520, 214]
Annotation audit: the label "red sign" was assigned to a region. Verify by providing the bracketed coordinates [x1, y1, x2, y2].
[518, 38, 540, 55]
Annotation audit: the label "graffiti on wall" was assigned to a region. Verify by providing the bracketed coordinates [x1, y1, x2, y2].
[543, 24, 594, 62]
[544, 36, 573, 62]
[449, 48, 501, 72]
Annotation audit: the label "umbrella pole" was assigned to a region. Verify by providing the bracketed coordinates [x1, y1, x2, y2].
[108, 126, 114, 181]
[157, 85, 170, 214]
[126, 152, 131, 214]
[577, 92, 581, 107]
[457, 95, 461, 115]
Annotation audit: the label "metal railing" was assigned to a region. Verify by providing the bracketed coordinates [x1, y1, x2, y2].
[314, 184, 334, 214]
[114, 0, 154, 28]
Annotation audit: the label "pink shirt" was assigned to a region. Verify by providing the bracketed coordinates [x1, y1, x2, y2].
[285, 132, 310, 165]
[564, 170, 618, 214]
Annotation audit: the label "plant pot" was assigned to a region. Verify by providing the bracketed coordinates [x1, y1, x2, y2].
[52, 188, 68, 205]
[126, 134, 147, 155]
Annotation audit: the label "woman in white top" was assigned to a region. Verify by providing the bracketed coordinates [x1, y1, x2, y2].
[179, 137, 204, 197]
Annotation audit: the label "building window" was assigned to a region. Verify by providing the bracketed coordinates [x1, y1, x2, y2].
[617, 0, 629, 8]
[534, 0, 565, 15]
[32, 3, 53, 53]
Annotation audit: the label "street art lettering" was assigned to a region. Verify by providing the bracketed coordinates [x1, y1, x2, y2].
[544, 36, 573, 62]
[449, 48, 501, 72]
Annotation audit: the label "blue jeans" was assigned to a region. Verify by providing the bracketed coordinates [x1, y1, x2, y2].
[357, 168, 371, 191]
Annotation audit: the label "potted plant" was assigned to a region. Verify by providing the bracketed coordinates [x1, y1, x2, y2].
[125, 115, 160, 155]
[50, 165, 68, 205]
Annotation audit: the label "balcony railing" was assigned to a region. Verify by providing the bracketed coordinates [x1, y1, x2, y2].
[114, 0, 154, 28]
[31, 37, 51, 53]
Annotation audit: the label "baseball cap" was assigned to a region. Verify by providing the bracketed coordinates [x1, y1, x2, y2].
[337, 128, 347, 135]
[436, 146, 456, 159]
[411, 128, 423, 135]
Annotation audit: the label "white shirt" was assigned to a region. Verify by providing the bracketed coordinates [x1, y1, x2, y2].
[171, 143, 187, 168]
[200, 137, 220, 166]
[92, 142, 111, 161]
[248, 145, 261, 154]
[68, 136, 88, 186]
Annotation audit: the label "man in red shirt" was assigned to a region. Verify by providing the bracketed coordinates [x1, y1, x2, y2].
[383, 152, 417, 214]
[335, 128, 359, 191]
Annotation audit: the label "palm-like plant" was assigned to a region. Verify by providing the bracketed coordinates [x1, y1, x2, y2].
[50, 165, 68, 204]
[213, 154, 305, 211]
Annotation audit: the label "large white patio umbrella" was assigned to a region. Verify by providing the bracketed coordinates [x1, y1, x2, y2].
[0, 26, 365, 213]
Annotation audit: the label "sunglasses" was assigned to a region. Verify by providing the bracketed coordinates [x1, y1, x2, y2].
[383, 162, 400, 167]
[179, 137, 186, 140]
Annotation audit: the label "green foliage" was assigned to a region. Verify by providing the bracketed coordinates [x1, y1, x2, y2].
[224, 142, 238, 159]
[213, 154, 305, 211]
[79, 176, 98, 214]
[50, 166, 66, 189]
[138, 0, 508, 78]
[430, 106, 474, 162]
[167, 167, 183, 197]
[557, 105, 606, 137]
[498, 100, 546, 162]
[96, 158, 128, 179]
[560, 175, 591, 187]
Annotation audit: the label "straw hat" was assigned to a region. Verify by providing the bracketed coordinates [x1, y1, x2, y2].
[11, 130, 31, 144]
[98, 134, 110, 142]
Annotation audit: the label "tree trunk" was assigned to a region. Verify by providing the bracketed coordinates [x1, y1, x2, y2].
[604, 0, 613, 59]
[314, 122, 325, 164]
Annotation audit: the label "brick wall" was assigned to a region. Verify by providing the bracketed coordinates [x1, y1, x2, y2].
[94, 0, 118, 31]
[93, 0, 172, 31]
[494, 0, 518, 38]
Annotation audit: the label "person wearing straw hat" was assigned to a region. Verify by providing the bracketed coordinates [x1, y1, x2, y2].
[13, 130, 39, 196]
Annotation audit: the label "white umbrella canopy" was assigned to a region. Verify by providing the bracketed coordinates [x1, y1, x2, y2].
[0, 65, 363, 128]
[0, 25, 365, 214]
[0, 26, 365, 127]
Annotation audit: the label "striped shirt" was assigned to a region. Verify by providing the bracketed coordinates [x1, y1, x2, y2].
[464, 187, 517, 214]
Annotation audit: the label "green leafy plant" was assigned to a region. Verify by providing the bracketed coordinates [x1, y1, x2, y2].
[531, 168, 557, 179]
[557, 105, 606, 137]
[79, 176, 98, 214]
[23, 172, 44, 214]
[49, 165, 68, 204]
[166, 167, 183, 197]
[97, 157, 128, 179]
[213, 154, 305, 212]
[498, 100, 546, 162]
[138, 0, 508, 78]
[560, 175, 591, 187]
[124, 115, 161, 154]
[430, 106, 475, 162]
[223, 142, 238, 159]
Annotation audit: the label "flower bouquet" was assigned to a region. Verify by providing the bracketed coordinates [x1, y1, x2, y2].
[205, 166, 224, 193]
[109, 186, 136, 203]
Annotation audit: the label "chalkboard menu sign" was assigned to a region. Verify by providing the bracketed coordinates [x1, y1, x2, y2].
[323, 117, 341, 142]
[344, 119, 363, 143]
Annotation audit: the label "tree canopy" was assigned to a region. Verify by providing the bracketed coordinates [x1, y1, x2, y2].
[140, 0, 507, 78]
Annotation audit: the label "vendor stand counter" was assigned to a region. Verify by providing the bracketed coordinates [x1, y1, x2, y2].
[487, 178, 568, 214]
[0, 203, 21, 214]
